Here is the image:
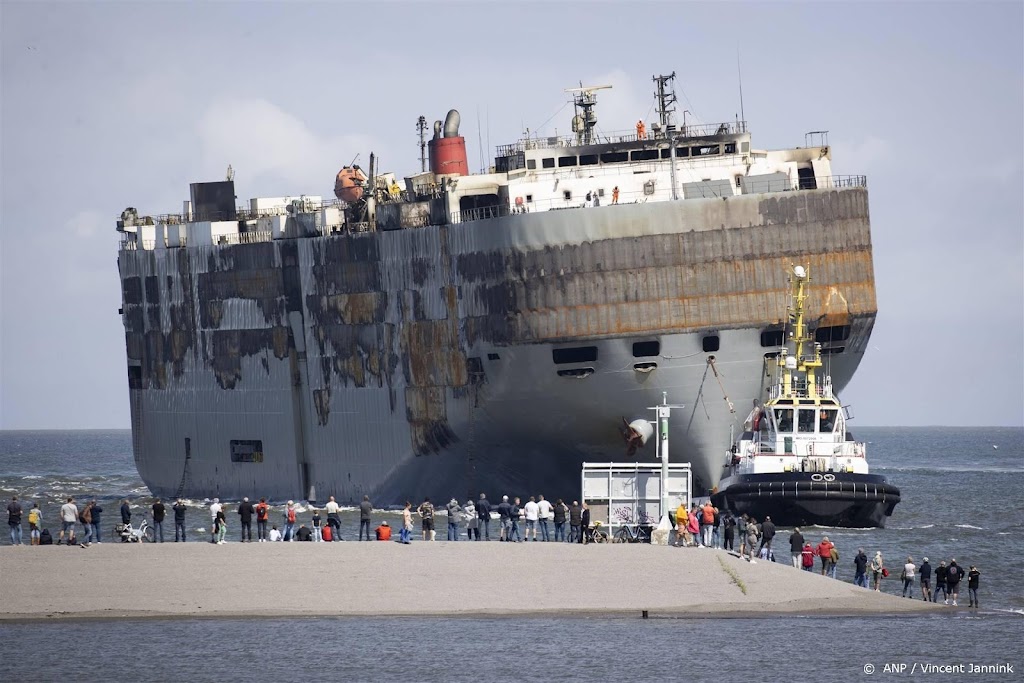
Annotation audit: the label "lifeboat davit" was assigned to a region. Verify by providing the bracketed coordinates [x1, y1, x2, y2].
[334, 166, 367, 203]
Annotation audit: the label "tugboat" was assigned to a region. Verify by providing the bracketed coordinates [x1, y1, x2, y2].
[710, 265, 900, 528]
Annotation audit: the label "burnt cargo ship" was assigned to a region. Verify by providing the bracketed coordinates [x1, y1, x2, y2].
[116, 73, 877, 504]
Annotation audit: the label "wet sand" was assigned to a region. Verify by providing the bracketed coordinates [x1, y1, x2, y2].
[0, 541, 942, 621]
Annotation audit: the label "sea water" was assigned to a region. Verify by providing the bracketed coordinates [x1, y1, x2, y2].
[1, 427, 1021, 681]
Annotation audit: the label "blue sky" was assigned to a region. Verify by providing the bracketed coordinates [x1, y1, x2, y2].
[1, 1, 1021, 428]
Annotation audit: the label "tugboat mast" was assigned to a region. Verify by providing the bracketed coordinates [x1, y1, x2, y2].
[781, 265, 823, 401]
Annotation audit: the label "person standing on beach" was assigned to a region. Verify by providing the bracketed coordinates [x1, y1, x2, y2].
[817, 537, 835, 576]
[523, 496, 539, 542]
[418, 497, 435, 541]
[946, 559, 963, 606]
[853, 548, 869, 588]
[152, 498, 166, 543]
[737, 514, 748, 555]
[687, 505, 701, 547]
[967, 565, 980, 608]
[509, 497, 523, 542]
[933, 561, 948, 603]
[789, 527, 805, 568]
[7, 496, 23, 546]
[801, 543, 815, 571]
[919, 557, 932, 601]
[568, 500, 582, 544]
[401, 501, 413, 544]
[722, 511, 736, 551]
[745, 518, 759, 562]
[711, 507, 722, 549]
[580, 502, 590, 544]
[537, 495, 552, 542]
[476, 494, 492, 541]
[870, 551, 884, 591]
[120, 499, 131, 525]
[674, 502, 688, 547]
[215, 508, 227, 544]
[464, 500, 478, 541]
[446, 498, 461, 541]
[237, 497, 254, 543]
[79, 501, 95, 547]
[89, 500, 103, 544]
[497, 496, 512, 541]
[359, 495, 373, 541]
[255, 498, 270, 542]
[759, 516, 776, 557]
[28, 502, 41, 545]
[173, 499, 187, 542]
[700, 501, 715, 547]
[553, 498, 567, 542]
[59, 497, 78, 546]
[283, 501, 297, 542]
[311, 509, 322, 542]
[901, 557, 916, 597]
[208, 498, 221, 543]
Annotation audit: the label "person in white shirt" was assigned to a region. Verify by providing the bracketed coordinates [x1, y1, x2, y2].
[536, 495, 553, 542]
[209, 498, 222, 544]
[268, 525, 282, 542]
[324, 496, 341, 542]
[902, 557, 917, 598]
[523, 497, 540, 541]
[59, 497, 78, 545]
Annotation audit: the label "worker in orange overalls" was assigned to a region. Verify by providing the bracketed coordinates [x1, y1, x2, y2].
[636, 120, 646, 140]
[612, 186, 620, 204]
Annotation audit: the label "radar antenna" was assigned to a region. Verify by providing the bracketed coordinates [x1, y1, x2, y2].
[565, 83, 612, 145]
[416, 116, 428, 173]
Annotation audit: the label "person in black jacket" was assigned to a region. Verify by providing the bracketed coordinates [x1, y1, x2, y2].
[553, 498, 568, 542]
[237, 497, 255, 542]
[946, 559, 963, 606]
[967, 566, 980, 608]
[760, 516, 776, 556]
[173, 499, 187, 542]
[853, 548, 869, 588]
[789, 528, 805, 568]
[359, 495, 373, 541]
[579, 503, 591, 544]
[89, 501, 103, 544]
[496, 496, 512, 541]
[933, 561, 948, 603]
[919, 557, 932, 601]
[569, 501, 582, 543]
[722, 512, 736, 551]
[120, 499, 131, 525]
[476, 494, 492, 541]
[151, 499, 166, 542]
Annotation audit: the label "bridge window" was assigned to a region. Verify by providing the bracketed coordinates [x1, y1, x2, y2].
[527, 159, 536, 170]
[580, 154, 599, 166]
[815, 325, 850, 343]
[761, 329, 785, 347]
[553, 346, 598, 364]
[631, 149, 660, 161]
[691, 145, 720, 157]
[660, 147, 690, 159]
[600, 151, 628, 163]
[558, 156, 577, 167]
[542, 158, 555, 169]
[724, 142, 737, 154]
[632, 341, 660, 357]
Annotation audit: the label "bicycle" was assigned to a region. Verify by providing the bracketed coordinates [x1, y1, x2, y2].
[582, 522, 608, 545]
[116, 519, 154, 543]
[612, 508, 655, 543]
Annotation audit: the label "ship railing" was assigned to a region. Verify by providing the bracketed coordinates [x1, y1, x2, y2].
[496, 121, 748, 155]
[450, 205, 511, 224]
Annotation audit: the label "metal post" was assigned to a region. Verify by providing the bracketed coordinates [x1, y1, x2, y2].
[669, 143, 678, 201]
[659, 392, 670, 519]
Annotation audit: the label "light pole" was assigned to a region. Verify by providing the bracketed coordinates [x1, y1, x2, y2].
[650, 391, 685, 523]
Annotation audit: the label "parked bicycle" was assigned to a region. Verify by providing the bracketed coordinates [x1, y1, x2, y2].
[582, 521, 608, 544]
[116, 518, 154, 543]
[613, 508, 656, 543]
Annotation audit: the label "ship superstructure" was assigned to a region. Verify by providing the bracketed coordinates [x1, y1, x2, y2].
[116, 73, 877, 504]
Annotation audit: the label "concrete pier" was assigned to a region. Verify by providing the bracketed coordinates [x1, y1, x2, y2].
[0, 542, 942, 621]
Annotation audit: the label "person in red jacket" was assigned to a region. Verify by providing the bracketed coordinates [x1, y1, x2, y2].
[801, 543, 815, 571]
[375, 521, 392, 541]
[817, 537, 835, 576]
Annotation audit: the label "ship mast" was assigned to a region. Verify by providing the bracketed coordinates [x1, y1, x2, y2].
[653, 72, 678, 134]
[781, 265, 823, 400]
[566, 83, 612, 145]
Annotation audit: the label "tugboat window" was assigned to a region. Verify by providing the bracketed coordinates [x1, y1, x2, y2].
[774, 408, 793, 432]
[797, 409, 816, 433]
[819, 409, 837, 432]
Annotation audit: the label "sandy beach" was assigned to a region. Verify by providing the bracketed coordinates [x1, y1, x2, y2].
[0, 541, 943, 621]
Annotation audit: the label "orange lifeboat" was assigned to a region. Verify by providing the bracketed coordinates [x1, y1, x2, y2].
[334, 166, 367, 203]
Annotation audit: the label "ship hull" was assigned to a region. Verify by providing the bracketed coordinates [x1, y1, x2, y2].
[711, 473, 901, 528]
[118, 187, 876, 505]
